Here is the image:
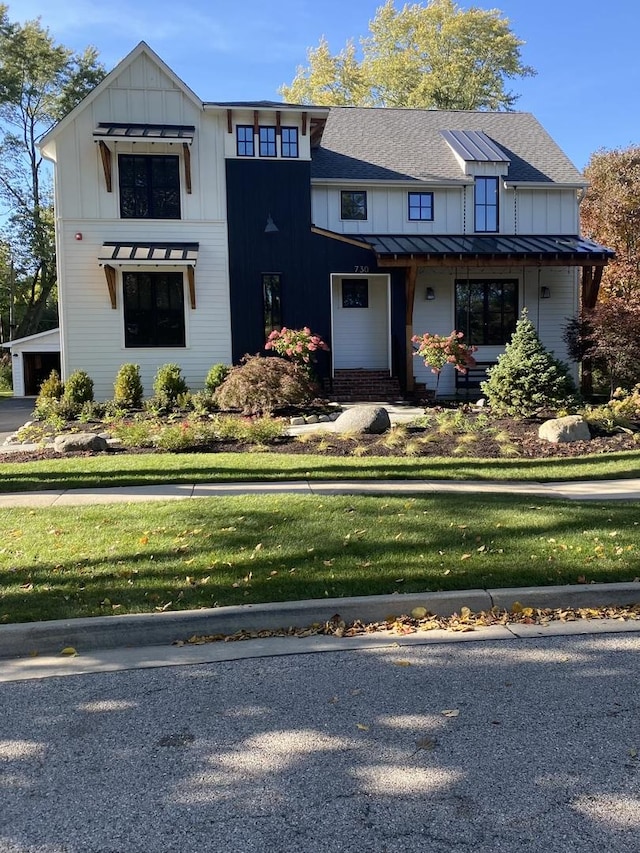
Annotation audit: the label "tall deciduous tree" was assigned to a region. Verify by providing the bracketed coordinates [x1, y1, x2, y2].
[581, 146, 640, 304]
[0, 5, 105, 338]
[280, 0, 535, 110]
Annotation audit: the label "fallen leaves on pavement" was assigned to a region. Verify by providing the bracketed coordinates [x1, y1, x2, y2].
[174, 602, 640, 647]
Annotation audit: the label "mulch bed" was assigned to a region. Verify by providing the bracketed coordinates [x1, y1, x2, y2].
[1, 415, 638, 464]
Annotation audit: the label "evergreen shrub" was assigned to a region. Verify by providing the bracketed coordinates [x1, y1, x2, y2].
[481, 310, 578, 418]
[114, 364, 144, 409]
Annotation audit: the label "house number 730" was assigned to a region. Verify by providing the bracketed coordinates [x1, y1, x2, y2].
[354, 265, 369, 273]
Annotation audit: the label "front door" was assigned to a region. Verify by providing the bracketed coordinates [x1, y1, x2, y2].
[331, 274, 391, 373]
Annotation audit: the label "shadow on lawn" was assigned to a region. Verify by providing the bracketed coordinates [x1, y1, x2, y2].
[2, 449, 640, 493]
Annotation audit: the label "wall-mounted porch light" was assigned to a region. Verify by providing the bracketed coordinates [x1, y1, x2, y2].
[425, 286, 436, 300]
[540, 286, 551, 299]
[264, 213, 279, 233]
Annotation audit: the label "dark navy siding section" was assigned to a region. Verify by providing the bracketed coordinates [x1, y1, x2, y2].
[225, 158, 407, 383]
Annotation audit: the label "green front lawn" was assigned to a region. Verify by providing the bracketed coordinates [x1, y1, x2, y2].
[1, 493, 639, 624]
[1, 449, 640, 493]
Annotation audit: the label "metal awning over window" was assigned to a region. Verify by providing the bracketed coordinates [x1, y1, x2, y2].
[93, 123, 195, 143]
[93, 124, 195, 194]
[99, 242, 199, 310]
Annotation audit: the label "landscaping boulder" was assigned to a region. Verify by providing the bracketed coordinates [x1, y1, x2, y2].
[538, 415, 591, 444]
[333, 405, 391, 434]
[54, 432, 109, 453]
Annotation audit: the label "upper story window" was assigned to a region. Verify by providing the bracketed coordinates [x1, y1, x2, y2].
[341, 190, 367, 221]
[281, 127, 299, 158]
[236, 125, 254, 157]
[259, 126, 277, 157]
[474, 176, 498, 232]
[408, 192, 434, 221]
[119, 154, 180, 219]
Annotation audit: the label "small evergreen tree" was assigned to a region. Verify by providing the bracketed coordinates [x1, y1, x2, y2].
[64, 370, 94, 405]
[114, 363, 144, 409]
[152, 363, 188, 410]
[481, 310, 578, 417]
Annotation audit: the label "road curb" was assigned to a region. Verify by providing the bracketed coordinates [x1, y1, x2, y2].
[1, 582, 639, 660]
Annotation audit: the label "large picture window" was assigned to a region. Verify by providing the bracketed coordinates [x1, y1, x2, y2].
[262, 273, 282, 337]
[474, 176, 498, 232]
[455, 279, 518, 346]
[123, 271, 185, 347]
[119, 155, 180, 219]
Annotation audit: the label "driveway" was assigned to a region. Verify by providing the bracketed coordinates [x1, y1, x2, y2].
[0, 396, 35, 442]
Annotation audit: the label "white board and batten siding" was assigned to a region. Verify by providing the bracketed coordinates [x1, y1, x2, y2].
[312, 185, 580, 236]
[412, 266, 579, 396]
[47, 50, 233, 399]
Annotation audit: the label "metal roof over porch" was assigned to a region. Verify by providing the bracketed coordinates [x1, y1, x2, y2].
[355, 234, 615, 265]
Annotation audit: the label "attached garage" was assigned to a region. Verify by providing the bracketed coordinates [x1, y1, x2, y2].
[8, 328, 61, 397]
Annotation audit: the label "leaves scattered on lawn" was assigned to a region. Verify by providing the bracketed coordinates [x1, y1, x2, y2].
[175, 603, 640, 646]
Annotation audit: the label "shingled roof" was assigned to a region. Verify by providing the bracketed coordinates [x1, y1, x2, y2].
[311, 108, 584, 185]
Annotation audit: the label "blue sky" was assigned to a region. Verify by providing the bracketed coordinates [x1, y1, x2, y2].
[14, 0, 640, 170]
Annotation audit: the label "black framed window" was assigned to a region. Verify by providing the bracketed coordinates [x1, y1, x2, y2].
[341, 191, 367, 221]
[281, 127, 299, 158]
[118, 154, 180, 219]
[236, 125, 254, 157]
[342, 279, 369, 308]
[263, 273, 282, 337]
[408, 191, 434, 221]
[474, 176, 499, 232]
[123, 271, 185, 347]
[259, 126, 277, 157]
[455, 279, 518, 346]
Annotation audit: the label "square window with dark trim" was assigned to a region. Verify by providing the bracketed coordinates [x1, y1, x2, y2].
[342, 279, 369, 308]
[123, 271, 186, 347]
[455, 278, 517, 346]
[259, 126, 277, 157]
[262, 273, 282, 337]
[341, 190, 367, 221]
[281, 127, 298, 158]
[408, 191, 434, 221]
[236, 125, 254, 157]
[118, 154, 180, 219]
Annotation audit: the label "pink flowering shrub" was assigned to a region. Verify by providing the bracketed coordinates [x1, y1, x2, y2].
[412, 331, 477, 393]
[265, 326, 329, 366]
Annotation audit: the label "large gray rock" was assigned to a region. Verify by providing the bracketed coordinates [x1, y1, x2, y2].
[538, 415, 591, 444]
[333, 405, 391, 435]
[54, 432, 110, 453]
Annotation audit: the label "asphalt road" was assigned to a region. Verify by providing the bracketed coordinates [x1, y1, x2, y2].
[0, 397, 34, 443]
[2, 632, 639, 852]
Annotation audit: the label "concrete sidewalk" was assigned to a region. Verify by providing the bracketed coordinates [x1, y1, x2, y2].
[1, 476, 640, 507]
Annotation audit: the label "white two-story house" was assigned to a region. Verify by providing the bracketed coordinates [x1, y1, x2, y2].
[38, 42, 613, 400]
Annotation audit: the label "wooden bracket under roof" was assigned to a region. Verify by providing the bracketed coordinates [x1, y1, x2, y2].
[103, 264, 117, 309]
[98, 141, 112, 193]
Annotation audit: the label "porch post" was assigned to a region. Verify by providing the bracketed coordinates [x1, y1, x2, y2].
[405, 264, 417, 393]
